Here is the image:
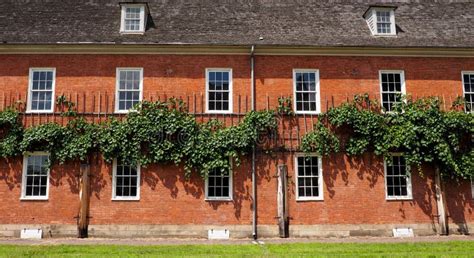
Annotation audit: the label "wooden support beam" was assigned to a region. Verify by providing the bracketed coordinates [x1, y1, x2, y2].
[277, 164, 289, 238]
[78, 163, 91, 238]
[434, 166, 448, 235]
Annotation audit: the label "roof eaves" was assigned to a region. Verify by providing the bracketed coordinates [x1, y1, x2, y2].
[362, 5, 398, 18]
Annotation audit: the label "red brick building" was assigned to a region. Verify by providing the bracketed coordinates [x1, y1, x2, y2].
[0, 0, 473, 238]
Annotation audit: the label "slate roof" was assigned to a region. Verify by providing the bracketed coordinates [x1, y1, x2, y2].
[0, 0, 473, 48]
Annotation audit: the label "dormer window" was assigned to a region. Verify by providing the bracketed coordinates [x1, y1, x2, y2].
[120, 4, 146, 33]
[364, 6, 396, 36]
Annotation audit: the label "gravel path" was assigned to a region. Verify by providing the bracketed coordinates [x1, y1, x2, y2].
[0, 235, 473, 246]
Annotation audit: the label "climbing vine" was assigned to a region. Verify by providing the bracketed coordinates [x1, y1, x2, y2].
[1, 93, 470, 179]
[19, 118, 100, 164]
[186, 108, 277, 177]
[99, 99, 198, 168]
[56, 94, 78, 117]
[99, 99, 277, 177]
[0, 98, 277, 178]
[0, 108, 23, 157]
[277, 96, 294, 116]
[301, 94, 474, 178]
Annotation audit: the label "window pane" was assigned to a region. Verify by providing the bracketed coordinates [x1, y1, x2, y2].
[116, 186, 123, 196]
[387, 186, 394, 196]
[222, 187, 229, 197]
[209, 82, 216, 91]
[305, 187, 311, 196]
[222, 82, 229, 91]
[209, 101, 215, 110]
[298, 187, 305, 197]
[222, 102, 229, 111]
[123, 186, 130, 196]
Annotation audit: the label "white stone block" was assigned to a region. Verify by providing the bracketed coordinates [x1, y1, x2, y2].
[208, 229, 229, 240]
[393, 228, 414, 238]
[20, 228, 42, 239]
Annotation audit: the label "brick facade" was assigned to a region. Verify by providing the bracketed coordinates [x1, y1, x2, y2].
[0, 54, 473, 238]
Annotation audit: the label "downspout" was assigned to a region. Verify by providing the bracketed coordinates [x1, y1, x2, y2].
[250, 45, 257, 240]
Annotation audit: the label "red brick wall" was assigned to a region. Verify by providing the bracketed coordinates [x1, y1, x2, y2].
[0, 54, 472, 229]
[0, 157, 80, 225]
[88, 159, 254, 225]
[2, 153, 472, 227]
[256, 56, 472, 111]
[255, 153, 456, 226]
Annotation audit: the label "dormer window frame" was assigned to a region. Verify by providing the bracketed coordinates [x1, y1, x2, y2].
[120, 4, 147, 34]
[365, 7, 397, 37]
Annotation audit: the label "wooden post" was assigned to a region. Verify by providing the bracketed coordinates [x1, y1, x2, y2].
[78, 163, 91, 238]
[434, 166, 448, 235]
[277, 164, 289, 238]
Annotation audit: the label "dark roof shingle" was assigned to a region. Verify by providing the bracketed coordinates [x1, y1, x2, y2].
[1, 0, 473, 48]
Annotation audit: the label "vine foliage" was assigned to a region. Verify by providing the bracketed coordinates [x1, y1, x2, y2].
[301, 94, 473, 178]
[0, 99, 277, 178]
[0, 108, 23, 157]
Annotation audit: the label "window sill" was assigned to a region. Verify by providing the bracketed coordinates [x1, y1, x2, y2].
[296, 197, 324, 202]
[205, 197, 233, 202]
[295, 111, 321, 115]
[112, 197, 140, 201]
[115, 109, 141, 115]
[114, 110, 131, 114]
[26, 110, 54, 114]
[372, 34, 397, 37]
[205, 110, 233, 115]
[386, 196, 413, 201]
[120, 31, 145, 35]
[20, 197, 48, 201]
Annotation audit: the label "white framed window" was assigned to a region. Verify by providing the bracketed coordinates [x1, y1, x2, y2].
[462, 72, 474, 113]
[27, 68, 55, 113]
[21, 152, 50, 200]
[471, 178, 474, 199]
[115, 68, 143, 113]
[376, 10, 393, 34]
[293, 69, 320, 114]
[365, 7, 396, 36]
[295, 154, 323, 201]
[205, 68, 233, 114]
[379, 70, 405, 112]
[120, 4, 146, 33]
[384, 154, 412, 200]
[205, 168, 233, 201]
[112, 159, 140, 201]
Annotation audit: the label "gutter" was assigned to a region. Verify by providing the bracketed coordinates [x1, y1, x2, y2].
[250, 45, 257, 240]
[2, 44, 474, 57]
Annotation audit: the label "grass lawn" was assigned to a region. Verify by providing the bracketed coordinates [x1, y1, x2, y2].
[0, 241, 473, 257]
